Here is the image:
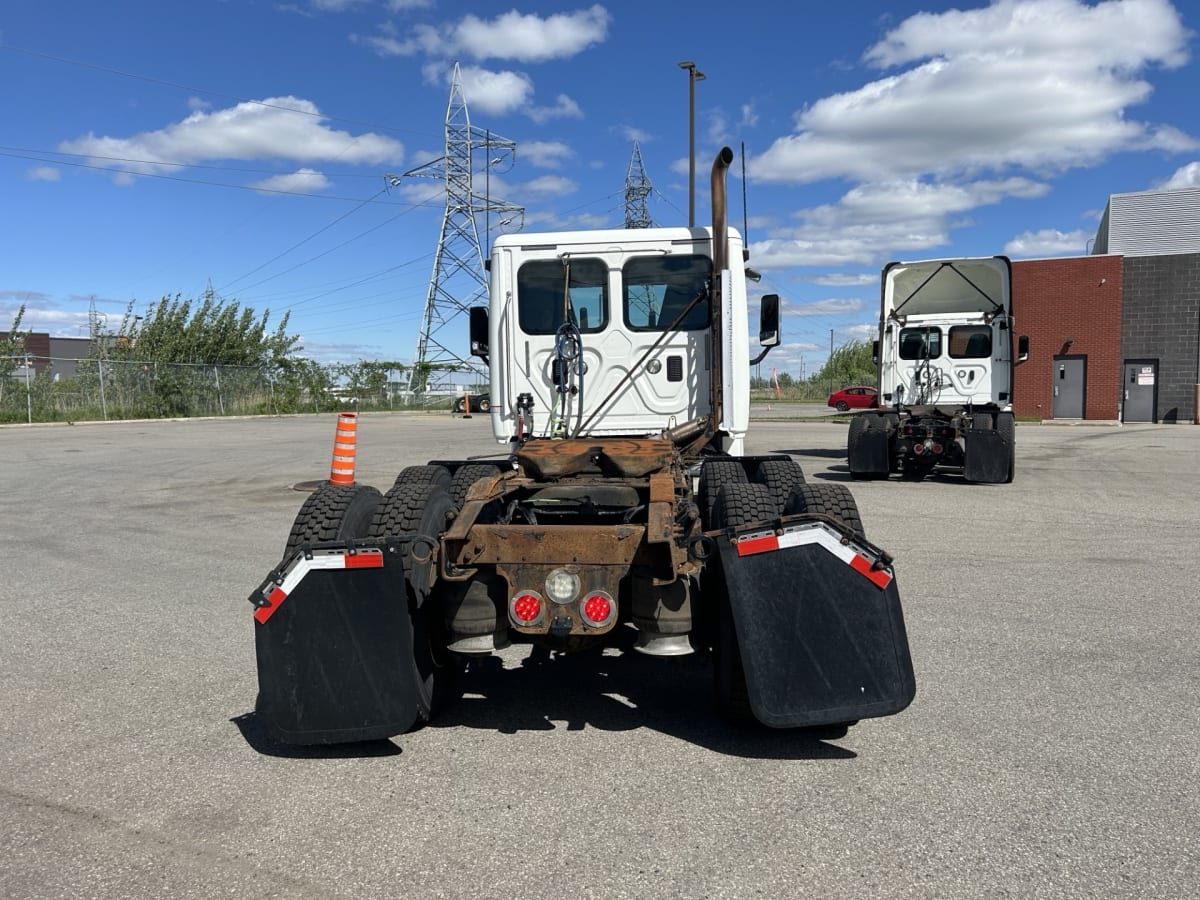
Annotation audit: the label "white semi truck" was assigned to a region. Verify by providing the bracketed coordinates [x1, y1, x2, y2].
[847, 256, 1029, 483]
[249, 149, 915, 744]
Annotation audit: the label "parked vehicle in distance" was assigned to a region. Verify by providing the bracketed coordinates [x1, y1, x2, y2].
[828, 386, 878, 411]
[452, 393, 491, 414]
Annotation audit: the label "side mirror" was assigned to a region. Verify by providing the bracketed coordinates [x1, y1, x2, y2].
[469, 306, 489, 362]
[1017, 335, 1029, 363]
[758, 294, 780, 347]
[872, 339, 879, 366]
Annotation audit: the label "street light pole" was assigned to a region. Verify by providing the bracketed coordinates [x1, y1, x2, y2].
[678, 60, 705, 228]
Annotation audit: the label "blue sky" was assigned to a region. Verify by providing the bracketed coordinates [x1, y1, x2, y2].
[2, 0, 1197, 376]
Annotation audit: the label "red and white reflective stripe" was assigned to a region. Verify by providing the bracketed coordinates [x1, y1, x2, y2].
[254, 549, 384, 624]
[734, 524, 893, 589]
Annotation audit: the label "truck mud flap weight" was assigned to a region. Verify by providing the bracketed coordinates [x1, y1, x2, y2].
[716, 522, 916, 728]
[250, 541, 420, 744]
[964, 429, 1009, 484]
[848, 428, 891, 476]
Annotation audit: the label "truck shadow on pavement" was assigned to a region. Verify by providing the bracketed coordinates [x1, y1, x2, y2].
[231, 629, 857, 761]
[428, 634, 857, 761]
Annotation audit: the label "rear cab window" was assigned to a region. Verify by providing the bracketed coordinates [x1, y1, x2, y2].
[517, 258, 608, 334]
[622, 254, 711, 331]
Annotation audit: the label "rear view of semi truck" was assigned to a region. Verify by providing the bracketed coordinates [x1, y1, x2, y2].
[249, 149, 916, 745]
[847, 256, 1029, 483]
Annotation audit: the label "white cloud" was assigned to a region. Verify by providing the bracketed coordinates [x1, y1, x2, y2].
[1004, 228, 1091, 257]
[249, 168, 332, 195]
[58, 97, 405, 177]
[443, 6, 611, 63]
[788, 298, 866, 317]
[451, 65, 535, 116]
[518, 175, 578, 197]
[26, 166, 60, 182]
[521, 141, 574, 169]
[1157, 161, 1200, 189]
[751, 0, 1195, 185]
[808, 273, 877, 287]
[751, 177, 1049, 270]
[527, 94, 583, 124]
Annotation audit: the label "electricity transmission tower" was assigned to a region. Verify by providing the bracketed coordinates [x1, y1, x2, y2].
[404, 61, 523, 394]
[624, 141, 653, 229]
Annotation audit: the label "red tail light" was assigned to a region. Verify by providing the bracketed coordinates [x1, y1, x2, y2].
[581, 592, 614, 627]
[511, 592, 544, 624]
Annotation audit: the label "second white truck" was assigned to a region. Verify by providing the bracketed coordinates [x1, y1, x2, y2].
[847, 256, 1028, 483]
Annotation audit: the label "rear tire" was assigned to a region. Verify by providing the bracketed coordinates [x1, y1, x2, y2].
[698, 459, 749, 528]
[836, 400, 850, 411]
[392, 464, 452, 491]
[752, 459, 805, 514]
[450, 463, 499, 508]
[283, 483, 382, 563]
[783, 483, 866, 539]
[478, 398, 491, 413]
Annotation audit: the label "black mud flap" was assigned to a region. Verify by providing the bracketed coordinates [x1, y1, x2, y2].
[716, 521, 916, 728]
[848, 428, 891, 476]
[250, 542, 420, 744]
[963, 429, 1010, 484]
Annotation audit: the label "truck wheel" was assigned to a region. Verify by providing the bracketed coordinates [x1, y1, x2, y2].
[369, 482, 460, 724]
[283, 483, 382, 563]
[752, 459, 805, 513]
[783, 483, 866, 539]
[392, 464, 452, 491]
[450, 463, 498, 508]
[699, 459, 748, 528]
[710, 482, 778, 724]
[478, 398, 491, 413]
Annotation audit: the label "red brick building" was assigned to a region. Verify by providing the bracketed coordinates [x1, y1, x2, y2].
[1010, 255, 1124, 421]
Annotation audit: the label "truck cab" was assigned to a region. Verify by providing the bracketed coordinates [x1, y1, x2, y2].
[474, 226, 755, 454]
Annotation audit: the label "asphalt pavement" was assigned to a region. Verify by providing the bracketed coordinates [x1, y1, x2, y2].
[1, 413, 1197, 898]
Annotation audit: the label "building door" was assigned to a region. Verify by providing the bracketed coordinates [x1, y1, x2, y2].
[1122, 360, 1157, 423]
[1051, 355, 1086, 418]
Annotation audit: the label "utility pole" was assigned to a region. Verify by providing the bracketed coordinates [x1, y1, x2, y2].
[677, 61, 705, 228]
[623, 141, 653, 229]
[400, 62, 524, 395]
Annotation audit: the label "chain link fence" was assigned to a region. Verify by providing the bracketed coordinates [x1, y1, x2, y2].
[0, 356, 457, 425]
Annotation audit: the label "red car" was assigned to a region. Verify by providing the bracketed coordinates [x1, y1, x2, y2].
[828, 385, 878, 411]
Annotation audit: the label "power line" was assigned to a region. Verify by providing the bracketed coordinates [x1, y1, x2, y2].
[216, 189, 391, 293]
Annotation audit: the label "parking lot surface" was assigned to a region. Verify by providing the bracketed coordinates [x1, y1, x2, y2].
[2, 414, 1197, 898]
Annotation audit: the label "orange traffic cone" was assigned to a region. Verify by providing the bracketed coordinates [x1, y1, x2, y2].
[461, 390, 472, 419]
[328, 412, 358, 485]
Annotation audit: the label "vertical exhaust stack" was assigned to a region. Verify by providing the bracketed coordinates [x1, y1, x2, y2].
[708, 146, 735, 440]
